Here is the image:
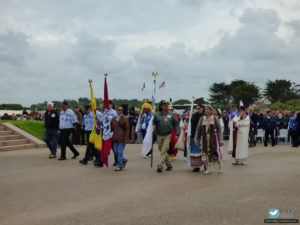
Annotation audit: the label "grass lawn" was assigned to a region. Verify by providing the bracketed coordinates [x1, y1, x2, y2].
[1, 120, 44, 140]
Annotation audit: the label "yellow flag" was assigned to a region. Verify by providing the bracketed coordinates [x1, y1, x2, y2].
[89, 83, 102, 150]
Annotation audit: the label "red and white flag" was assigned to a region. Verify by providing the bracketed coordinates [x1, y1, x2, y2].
[159, 81, 165, 89]
[141, 82, 145, 91]
[101, 75, 113, 167]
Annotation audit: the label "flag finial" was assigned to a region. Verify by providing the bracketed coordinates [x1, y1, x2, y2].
[104, 73, 108, 77]
[152, 72, 159, 80]
[88, 79, 92, 84]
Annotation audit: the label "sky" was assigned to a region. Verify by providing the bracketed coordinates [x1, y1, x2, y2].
[0, 0, 300, 106]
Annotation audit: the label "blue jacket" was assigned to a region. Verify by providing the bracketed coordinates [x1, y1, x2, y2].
[262, 115, 277, 130]
[288, 115, 297, 131]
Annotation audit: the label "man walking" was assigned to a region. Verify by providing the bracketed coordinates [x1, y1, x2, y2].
[153, 100, 179, 173]
[111, 106, 130, 171]
[79, 105, 96, 165]
[58, 101, 80, 160]
[44, 102, 59, 158]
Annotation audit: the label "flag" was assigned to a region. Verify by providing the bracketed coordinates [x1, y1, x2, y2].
[101, 76, 113, 167]
[141, 82, 145, 91]
[159, 81, 165, 89]
[89, 83, 102, 151]
[142, 117, 153, 156]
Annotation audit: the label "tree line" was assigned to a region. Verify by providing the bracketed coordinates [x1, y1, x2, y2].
[1, 79, 299, 111]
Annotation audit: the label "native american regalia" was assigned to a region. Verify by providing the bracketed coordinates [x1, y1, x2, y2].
[136, 102, 153, 156]
[194, 115, 222, 167]
[227, 110, 239, 154]
[168, 112, 180, 159]
[231, 115, 250, 163]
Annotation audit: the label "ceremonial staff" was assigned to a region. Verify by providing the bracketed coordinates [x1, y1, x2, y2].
[151, 72, 159, 168]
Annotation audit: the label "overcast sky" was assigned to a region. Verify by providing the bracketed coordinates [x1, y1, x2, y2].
[1, 0, 300, 106]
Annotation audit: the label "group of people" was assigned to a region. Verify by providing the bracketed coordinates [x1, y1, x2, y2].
[44, 100, 130, 171]
[0, 109, 44, 121]
[221, 107, 300, 148]
[43, 98, 300, 174]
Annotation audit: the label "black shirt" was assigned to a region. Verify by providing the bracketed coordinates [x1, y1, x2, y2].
[44, 110, 59, 129]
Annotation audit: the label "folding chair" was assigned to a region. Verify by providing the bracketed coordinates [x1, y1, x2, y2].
[255, 129, 265, 144]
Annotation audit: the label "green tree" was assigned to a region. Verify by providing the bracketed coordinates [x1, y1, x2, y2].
[263, 79, 299, 103]
[229, 80, 248, 91]
[208, 82, 232, 105]
[173, 99, 191, 105]
[233, 83, 260, 107]
[0, 104, 23, 110]
[194, 97, 207, 106]
[78, 97, 90, 106]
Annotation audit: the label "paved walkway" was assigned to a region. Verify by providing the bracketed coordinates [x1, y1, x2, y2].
[0, 143, 299, 225]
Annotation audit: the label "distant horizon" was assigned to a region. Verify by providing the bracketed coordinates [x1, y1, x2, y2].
[1, 77, 298, 107]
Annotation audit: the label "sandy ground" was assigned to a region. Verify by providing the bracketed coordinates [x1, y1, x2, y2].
[0, 142, 299, 225]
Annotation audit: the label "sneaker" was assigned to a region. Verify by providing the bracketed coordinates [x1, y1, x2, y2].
[157, 168, 162, 173]
[58, 157, 66, 161]
[115, 167, 122, 171]
[166, 167, 172, 171]
[122, 160, 128, 169]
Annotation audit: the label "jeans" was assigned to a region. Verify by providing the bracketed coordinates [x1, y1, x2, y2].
[45, 128, 58, 155]
[113, 142, 127, 168]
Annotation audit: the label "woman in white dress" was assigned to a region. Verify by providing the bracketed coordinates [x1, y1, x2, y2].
[232, 106, 250, 165]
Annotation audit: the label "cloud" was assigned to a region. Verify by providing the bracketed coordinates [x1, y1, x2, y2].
[0, 1, 300, 106]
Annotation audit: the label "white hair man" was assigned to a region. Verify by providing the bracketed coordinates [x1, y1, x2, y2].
[44, 102, 60, 158]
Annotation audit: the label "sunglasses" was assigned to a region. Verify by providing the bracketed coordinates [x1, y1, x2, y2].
[118, 109, 123, 111]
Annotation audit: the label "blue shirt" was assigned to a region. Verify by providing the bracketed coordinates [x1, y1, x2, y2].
[59, 109, 77, 129]
[83, 112, 94, 131]
[288, 115, 297, 131]
[230, 110, 239, 120]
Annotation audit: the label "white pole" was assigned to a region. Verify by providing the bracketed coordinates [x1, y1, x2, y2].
[186, 96, 195, 166]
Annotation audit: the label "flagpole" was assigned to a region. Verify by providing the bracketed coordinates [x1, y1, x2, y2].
[151, 72, 158, 168]
[186, 96, 195, 166]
